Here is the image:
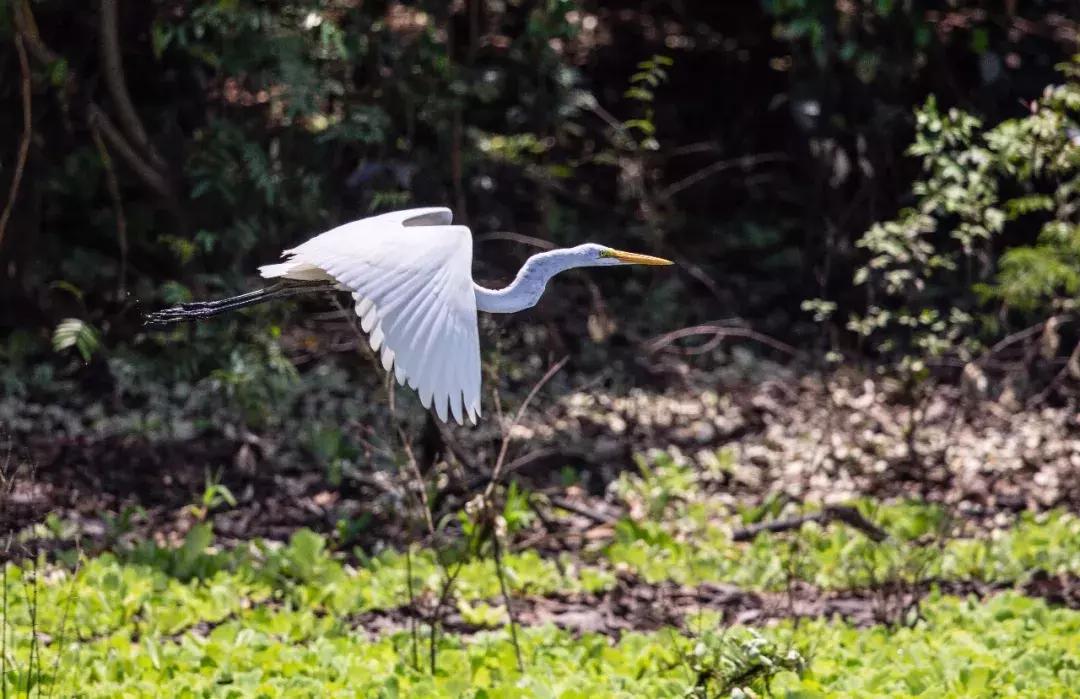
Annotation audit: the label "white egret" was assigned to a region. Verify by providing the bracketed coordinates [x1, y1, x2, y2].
[147, 207, 672, 424]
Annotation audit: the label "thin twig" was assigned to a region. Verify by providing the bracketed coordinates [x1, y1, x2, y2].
[428, 557, 466, 674]
[646, 323, 803, 358]
[663, 140, 723, 158]
[1, 446, 10, 699]
[548, 496, 617, 525]
[492, 387, 504, 427]
[436, 421, 479, 473]
[484, 357, 569, 502]
[2, 537, 7, 699]
[474, 231, 556, 250]
[333, 294, 442, 665]
[398, 432, 434, 536]
[43, 553, 79, 699]
[1029, 340, 1080, 407]
[25, 556, 39, 697]
[676, 260, 728, 305]
[0, 33, 32, 251]
[473, 358, 568, 672]
[458, 447, 567, 494]
[404, 545, 419, 671]
[585, 99, 628, 135]
[491, 533, 523, 671]
[978, 316, 1072, 365]
[659, 152, 788, 199]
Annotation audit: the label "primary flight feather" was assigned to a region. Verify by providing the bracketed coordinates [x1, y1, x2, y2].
[147, 207, 673, 424]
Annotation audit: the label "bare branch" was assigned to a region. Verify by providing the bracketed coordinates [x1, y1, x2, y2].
[99, 0, 166, 172]
[88, 105, 173, 201]
[978, 315, 1073, 366]
[659, 152, 789, 200]
[490, 533, 523, 671]
[14, 0, 175, 204]
[548, 496, 617, 525]
[484, 356, 569, 502]
[732, 505, 888, 543]
[1028, 339, 1080, 407]
[0, 33, 32, 252]
[474, 231, 556, 250]
[646, 322, 803, 359]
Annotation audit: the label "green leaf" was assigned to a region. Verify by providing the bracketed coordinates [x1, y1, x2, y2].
[624, 87, 654, 102]
[49, 58, 69, 87]
[52, 318, 100, 362]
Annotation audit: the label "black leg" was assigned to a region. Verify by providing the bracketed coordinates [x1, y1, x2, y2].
[144, 280, 334, 327]
[163, 285, 280, 311]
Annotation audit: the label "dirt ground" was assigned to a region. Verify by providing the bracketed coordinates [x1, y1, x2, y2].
[5, 371, 1078, 547]
[3, 370, 1078, 633]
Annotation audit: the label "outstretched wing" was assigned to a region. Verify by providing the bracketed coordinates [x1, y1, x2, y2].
[260, 208, 482, 424]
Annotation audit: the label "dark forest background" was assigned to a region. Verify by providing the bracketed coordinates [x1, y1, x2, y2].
[1, 1, 1078, 420]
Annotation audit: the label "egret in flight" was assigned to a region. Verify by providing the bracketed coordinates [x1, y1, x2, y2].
[147, 207, 672, 424]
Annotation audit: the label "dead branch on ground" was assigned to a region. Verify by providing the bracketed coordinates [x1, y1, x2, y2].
[732, 505, 888, 543]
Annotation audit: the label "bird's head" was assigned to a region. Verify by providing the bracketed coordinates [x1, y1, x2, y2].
[574, 243, 674, 267]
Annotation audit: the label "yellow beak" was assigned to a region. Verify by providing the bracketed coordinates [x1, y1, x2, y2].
[607, 249, 674, 266]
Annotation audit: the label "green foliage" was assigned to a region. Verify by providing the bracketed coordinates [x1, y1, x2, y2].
[3, 547, 1077, 697]
[621, 55, 673, 152]
[51, 318, 101, 362]
[3, 0, 1077, 384]
[833, 95, 991, 379]
[204, 329, 300, 428]
[772, 594, 1080, 697]
[613, 452, 701, 520]
[0, 531, 612, 654]
[188, 471, 238, 522]
[604, 457, 1080, 590]
[4, 480, 1079, 696]
[764, 0, 932, 79]
[682, 627, 804, 698]
[810, 57, 1080, 386]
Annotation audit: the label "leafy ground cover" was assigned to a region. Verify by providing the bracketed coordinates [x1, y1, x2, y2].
[3, 490, 1079, 697]
[3, 555, 1078, 698]
[604, 458, 1080, 590]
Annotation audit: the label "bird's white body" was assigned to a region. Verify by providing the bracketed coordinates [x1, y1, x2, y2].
[258, 207, 670, 425]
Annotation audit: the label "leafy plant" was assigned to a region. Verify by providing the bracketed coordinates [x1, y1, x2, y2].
[52, 318, 101, 362]
[680, 627, 804, 698]
[809, 56, 1080, 413]
[187, 470, 237, 522]
[621, 54, 673, 153]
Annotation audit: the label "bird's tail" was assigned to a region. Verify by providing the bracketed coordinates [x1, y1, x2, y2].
[258, 255, 333, 282]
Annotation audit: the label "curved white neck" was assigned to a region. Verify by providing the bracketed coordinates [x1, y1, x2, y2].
[474, 249, 588, 314]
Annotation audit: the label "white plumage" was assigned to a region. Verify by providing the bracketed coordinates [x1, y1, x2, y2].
[259, 208, 483, 424]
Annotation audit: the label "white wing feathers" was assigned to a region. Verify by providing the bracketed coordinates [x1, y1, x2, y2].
[259, 208, 482, 424]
